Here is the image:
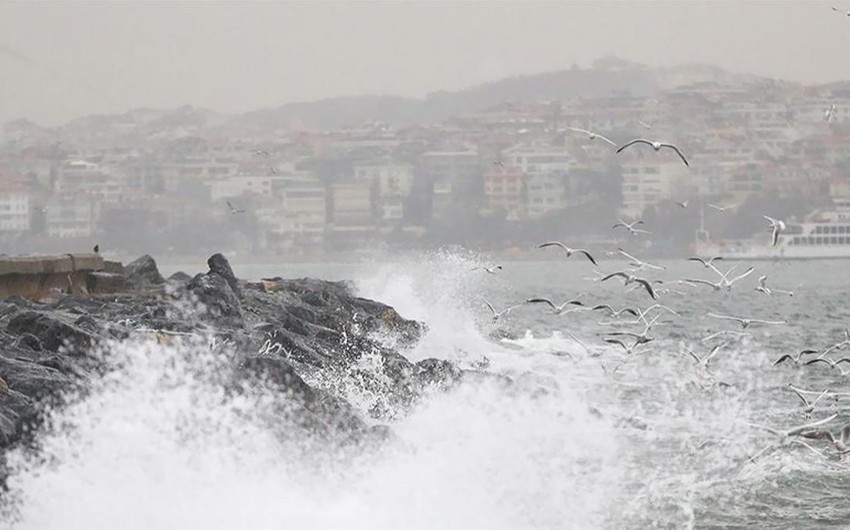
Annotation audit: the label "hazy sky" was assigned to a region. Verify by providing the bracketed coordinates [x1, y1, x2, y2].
[1, 1, 848, 126]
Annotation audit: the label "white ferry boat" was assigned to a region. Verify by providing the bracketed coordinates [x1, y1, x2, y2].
[694, 198, 850, 260]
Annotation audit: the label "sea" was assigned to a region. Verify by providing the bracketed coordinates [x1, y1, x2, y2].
[3, 250, 850, 529]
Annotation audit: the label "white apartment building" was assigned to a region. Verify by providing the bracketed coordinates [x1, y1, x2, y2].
[0, 192, 30, 232]
[620, 159, 689, 218]
[46, 195, 99, 238]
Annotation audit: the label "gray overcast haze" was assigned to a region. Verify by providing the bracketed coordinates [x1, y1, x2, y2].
[1, 1, 849, 126]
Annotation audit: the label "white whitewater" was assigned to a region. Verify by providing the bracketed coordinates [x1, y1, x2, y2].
[3, 251, 624, 529]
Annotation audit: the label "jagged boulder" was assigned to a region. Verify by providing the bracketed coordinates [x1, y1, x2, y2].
[168, 271, 192, 283]
[415, 358, 463, 390]
[7, 311, 93, 354]
[186, 272, 243, 327]
[207, 253, 240, 297]
[125, 254, 164, 286]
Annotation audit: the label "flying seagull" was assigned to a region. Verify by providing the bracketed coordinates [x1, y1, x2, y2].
[789, 385, 830, 415]
[804, 357, 850, 369]
[764, 216, 786, 247]
[676, 200, 689, 208]
[607, 314, 664, 345]
[684, 341, 729, 372]
[592, 305, 639, 318]
[604, 337, 647, 355]
[773, 349, 820, 366]
[612, 219, 651, 236]
[482, 299, 520, 322]
[472, 265, 502, 274]
[226, 201, 246, 214]
[565, 127, 617, 147]
[707, 203, 733, 212]
[617, 248, 666, 271]
[526, 297, 584, 315]
[601, 271, 658, 299]
[755, 275, 771, 295]
[638, 120, 653, 130]
[707, 312, 786, 329]
[616, 138, 689, 167]
[800, 425, 850, 458]
[745, 414, 840, 464]
[688, 256, 723, 268]
[683, 265, 754, 292]
[536, 242, 598, 265]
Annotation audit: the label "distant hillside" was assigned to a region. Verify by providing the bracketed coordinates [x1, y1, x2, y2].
[4, 57, 774, 136]
[230, 62, 665, 132]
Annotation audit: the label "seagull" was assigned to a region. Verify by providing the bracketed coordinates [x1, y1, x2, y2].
[616, 138, 689, 167]
[752, 413, 839, 439]
[493, 160, 505, 168]
[707, 312, 786, 329]
[617, 248, 666, 271]
[525, 297, 584, 315]
[600, 271, 658, 299]
[536, 242, 598, 265]
[804, 357, 850, 369]
[638, 120, 653, 130]
[607, 314, 664, 345]
[592, 305, 639, 318]
[482, 299, 520, 322]
[565, 127, 617, 147]
[825, 102, 838, 122]
[252, 149, 270, 156]
[745, 414, 839, 464]
[684, 341, 729, 372]
[755, 275, 771, 295]
[676, 200, 689, 208]
[773, 349, 820, 366]
[93, 244, 100, 254]
[604, 337, 646, 355]
[226, 201, 246, 214]
[789, 385, 830, 415]
[472, 265, 503, 274]
[700, 329, 751, 342]
[707, 203, 733, 212]
[633, 303, 680, 324]
[688, 256, 723, 268]
[800, 425, 850, 457]
[764, 216, 786, 247]
[267, 166, 278, 175]
[683, 265, 754, 292]
[612, 219, 651, 236]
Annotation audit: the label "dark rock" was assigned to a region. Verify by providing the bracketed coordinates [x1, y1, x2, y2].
[186, 273, 243, 327]
[168, 271, 191, 283]
[125, 254, 164, 286]
[207, 253, 239, 297]
[0, 253, 448, 485]
[14, 333, 42, 352]
[102, 261, 125, 274]
[7, 311, 93, 354]
[86, 272, 126, 294]
[415, 358, 463, 389]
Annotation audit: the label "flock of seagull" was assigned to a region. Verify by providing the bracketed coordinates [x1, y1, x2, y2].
[474, 214, 850, 464]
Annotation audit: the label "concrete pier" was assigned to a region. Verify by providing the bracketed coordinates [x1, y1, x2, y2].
[0, 253, 108, 300]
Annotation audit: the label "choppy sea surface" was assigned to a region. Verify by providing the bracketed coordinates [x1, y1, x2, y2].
[5, 251, 850, 529]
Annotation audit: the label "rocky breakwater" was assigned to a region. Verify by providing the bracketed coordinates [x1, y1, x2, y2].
[0, 253, 464, 493]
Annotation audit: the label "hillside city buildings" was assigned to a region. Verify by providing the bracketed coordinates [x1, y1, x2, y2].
[2, 63, 850, 256]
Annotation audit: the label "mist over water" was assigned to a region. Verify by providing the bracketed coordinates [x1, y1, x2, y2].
[5, 252, 850, 528]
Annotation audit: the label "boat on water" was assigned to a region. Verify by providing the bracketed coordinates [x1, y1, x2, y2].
[694, 198, 850, 260]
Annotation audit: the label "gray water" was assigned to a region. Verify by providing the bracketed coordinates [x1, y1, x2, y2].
[6, 252, 850, 528]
